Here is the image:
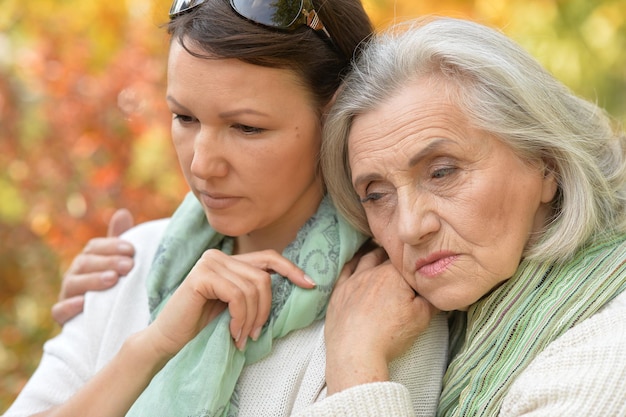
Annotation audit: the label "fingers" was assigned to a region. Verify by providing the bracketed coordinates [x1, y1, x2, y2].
[82, 237, 135, 258]
[327, 260, 436, 362]
[177, 249, 316, 351]
[51, 296, 85, 325]
[53, 210, 135, 326]
[61, 236, 135, 301]
[336, 244, 387, 288]
[107, 208, 135, 237]
[57, 237, 135, 321]
[68, 248, 134, 275]
[193, 250, 274, 350]
[59, 269, 124, 301]
[235, 250, 315, 288]
[353, 246, 388, 274]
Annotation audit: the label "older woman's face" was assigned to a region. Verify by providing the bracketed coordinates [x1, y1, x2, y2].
[348, 77, 557, 311]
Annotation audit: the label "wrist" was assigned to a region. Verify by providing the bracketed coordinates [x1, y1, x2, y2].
[325, 349, 390, 395]
[124, 327, 175, 375]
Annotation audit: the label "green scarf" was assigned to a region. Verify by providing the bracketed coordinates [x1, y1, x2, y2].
[438, 233, 626, 417]
[126, 192, 366, 417]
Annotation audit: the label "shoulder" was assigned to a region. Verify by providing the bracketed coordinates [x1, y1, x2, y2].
[119, 218, 170, 248]
[501, 290, 626, 415]
[2, 218, 173, 415]
[80, 218, 172, 366]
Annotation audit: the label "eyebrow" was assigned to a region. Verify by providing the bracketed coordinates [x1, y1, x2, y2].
[408, 138, 453, 167]
[352, 138, 453, 189]
[166, 95, 190, 113]
[218, 108, 271, 119]
[166, 95, 271, 120]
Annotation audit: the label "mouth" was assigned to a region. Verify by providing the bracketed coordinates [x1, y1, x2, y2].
[414, 251, 458, 278]
[198, 191, 241, 210]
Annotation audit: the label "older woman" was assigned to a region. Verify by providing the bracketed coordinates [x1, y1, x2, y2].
[305, 16, 626, 416]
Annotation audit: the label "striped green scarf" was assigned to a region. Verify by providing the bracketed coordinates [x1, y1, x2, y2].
[126, 193, 366, 417]
[439, 233, 626, 417]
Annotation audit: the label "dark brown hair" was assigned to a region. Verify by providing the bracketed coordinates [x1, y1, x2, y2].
[167, 0, 374, 109]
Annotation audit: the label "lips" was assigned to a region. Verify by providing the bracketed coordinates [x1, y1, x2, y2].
[414, 251, 458, 278]
[198, 191, 241, 210]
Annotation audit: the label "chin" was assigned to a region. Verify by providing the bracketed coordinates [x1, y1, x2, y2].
[426, 292, 473, 312]
[205, 216, 247, 237]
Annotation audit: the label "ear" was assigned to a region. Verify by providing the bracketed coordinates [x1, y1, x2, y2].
[540, 159, 558, 203]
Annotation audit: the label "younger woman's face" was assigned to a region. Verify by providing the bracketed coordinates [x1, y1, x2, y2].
[166, 40, 324, 253]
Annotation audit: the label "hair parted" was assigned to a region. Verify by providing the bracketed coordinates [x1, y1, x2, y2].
[167, 0, 373, 110]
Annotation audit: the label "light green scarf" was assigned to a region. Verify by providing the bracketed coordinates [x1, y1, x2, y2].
[439, 233, 626, 417]
[126, 192, 366, 417]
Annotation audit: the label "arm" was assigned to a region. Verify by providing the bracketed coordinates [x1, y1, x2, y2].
[3, 220, 162, 417]
[52, 209, 135, 325]
[15, 248, 315, 417]
[31, 330, 170, 417]
[292, 249, 439, 417]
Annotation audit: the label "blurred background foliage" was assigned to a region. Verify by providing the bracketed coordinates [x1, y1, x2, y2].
[0, 0, 624, 410]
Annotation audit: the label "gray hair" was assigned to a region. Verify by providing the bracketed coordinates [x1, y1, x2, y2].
[322, 16, 626, 262]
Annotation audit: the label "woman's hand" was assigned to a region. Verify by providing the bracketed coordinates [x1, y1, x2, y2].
[324, 247, 438, 395]
[52, 209, 135, 325]
[148, 249, 316, 355]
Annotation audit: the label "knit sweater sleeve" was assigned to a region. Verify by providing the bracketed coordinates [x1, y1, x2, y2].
[500, 290, 626, 416]
[294, 382, 415, 417]
[2, 219, 168, 417]
[292, 311, 449, 417]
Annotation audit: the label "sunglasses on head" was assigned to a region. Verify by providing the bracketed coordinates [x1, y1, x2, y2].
[169, 0, 332, 41]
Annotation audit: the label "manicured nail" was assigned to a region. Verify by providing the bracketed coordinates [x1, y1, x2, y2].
[101, 270, 117, 284]
[304, 274, 316, 287]
[238, 337, 247, 351]
[251, 326, 262, 341]
[118, 242, 134, 253]
[118, 259, 133, 272]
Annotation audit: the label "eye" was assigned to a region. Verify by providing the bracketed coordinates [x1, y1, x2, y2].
[172, 113, 197, 125]
[359, 192, 384, 204]
[232, 123, 265, 135]
[431, 166, 457, 179]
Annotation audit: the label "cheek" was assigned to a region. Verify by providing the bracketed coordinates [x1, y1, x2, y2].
[370, 217, 403, 266]
[269, 149, 315, 188]
[173, 139, 194, 173]
[366, 210, 388, 242]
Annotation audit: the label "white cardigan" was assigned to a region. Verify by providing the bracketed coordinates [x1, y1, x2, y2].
[3, 219, 449, 417]
[295, 285, 626, 416]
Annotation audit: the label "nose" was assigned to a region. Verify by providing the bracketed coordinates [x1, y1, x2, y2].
[395, 188, 440, 246]
[190, 129, 228, 179]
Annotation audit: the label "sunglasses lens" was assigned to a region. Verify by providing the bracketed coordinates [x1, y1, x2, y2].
[230, 0, 304, 29]
[170, 0, 206, 17]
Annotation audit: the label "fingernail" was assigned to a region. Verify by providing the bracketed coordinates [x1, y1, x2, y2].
[118, 259, 133, 272]
[304, 274, 317, 287]
[235, 328, 242, 343]
[118, 242, 133, 253]
[238, 338, 247, 351]
[101, 270, 117, 284]
[251, 326, 262, 341]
